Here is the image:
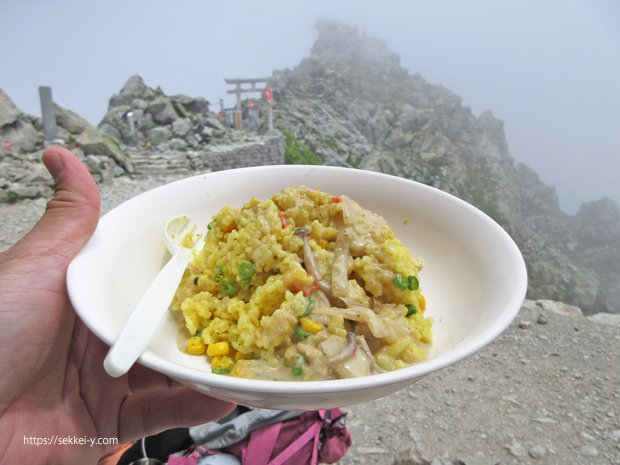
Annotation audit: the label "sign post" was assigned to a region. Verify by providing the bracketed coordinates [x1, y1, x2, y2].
[38, 86, 57, 147]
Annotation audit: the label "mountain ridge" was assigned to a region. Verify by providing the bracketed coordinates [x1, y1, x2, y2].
[270, 19, 620, 315]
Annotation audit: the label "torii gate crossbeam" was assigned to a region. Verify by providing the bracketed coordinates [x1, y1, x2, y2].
[224, 77, 274, 130]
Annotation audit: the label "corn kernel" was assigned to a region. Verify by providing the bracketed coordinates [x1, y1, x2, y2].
[207, 341, 230, 357]
[418, 293, 426, 311]
[186, 336, 206, 355]
[211, 355, 233, 369]
[299, 317, 323, 334]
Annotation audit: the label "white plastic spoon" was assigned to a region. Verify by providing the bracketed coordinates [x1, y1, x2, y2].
[103, 215, 200, 377]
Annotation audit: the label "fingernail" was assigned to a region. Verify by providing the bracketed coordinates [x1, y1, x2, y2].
[43, 150, 65, 179]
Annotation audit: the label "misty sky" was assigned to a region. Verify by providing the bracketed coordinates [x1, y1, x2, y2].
[2, 0, 619, 214]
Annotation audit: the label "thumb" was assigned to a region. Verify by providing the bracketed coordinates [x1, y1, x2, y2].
[9, 146, 101, 268]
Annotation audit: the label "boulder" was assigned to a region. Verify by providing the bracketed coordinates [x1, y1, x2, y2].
[205, 114, 226, 131]
[399, 108, 432, 133]
[55, 105, 88, 134]
[0, 119, 43, 153]
[174, 94, 209, 114]
[587, 313, 620, 326]
[77, 126, 134, 174]
[0, 88, 21, 128]
[147, 126, 172, 145]
[109, 75, 155, 107]
[147, 97, 179, 125]
[535, 299, 583, 318]
[172, 118, 193, 138]
[166, 138, 189, 151]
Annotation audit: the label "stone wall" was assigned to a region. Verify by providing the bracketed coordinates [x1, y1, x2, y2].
[205, 134, 285, 172]
[0, 134, 286, 203]
[112, 134, 286, 177]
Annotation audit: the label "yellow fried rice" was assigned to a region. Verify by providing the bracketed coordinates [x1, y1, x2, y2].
[170, 186, 432, 381]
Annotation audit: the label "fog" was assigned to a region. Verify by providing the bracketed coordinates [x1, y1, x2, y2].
[2, 0, 619, 213]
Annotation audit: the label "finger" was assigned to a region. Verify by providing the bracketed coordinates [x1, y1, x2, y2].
[118, 388, 236, 441]
[9, 146, 101, 267]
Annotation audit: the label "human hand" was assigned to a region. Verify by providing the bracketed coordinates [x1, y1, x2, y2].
[0, 147, 235, 464]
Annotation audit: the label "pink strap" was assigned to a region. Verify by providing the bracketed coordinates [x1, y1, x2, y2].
[267, 422, 322, 465]
[243, 422, 282, 465]
[167, 457, 197, 465]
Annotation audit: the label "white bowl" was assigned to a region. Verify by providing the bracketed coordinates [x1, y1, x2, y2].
[68, 165, 527, 410]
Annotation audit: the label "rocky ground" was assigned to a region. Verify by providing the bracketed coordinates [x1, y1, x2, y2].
[2, 175, 619, 465]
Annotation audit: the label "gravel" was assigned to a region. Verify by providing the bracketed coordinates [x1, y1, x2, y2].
[2, 176, 619, 465]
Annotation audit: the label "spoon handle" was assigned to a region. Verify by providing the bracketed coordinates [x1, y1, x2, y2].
[103, 251, 191, 377]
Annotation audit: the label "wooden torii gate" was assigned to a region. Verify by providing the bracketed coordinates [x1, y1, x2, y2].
[225, 77, 274, 130]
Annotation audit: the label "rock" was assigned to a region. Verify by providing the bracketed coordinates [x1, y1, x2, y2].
[84, 155, 115, 182]
[505, 439, 526, 458]
[173, 94, 209, 115]
[109, 74, 155, 107]
[172, 118, 193, 138]
[0, 88, 21, 128]
[165, 138, 188, 151]
[147, 126, 172, 145]
[534, 299, 583, 317]
[384, 127, 408, 149]
[205, 115, 226, 131]
[528, 445, 546, 459]
[77, 127, 134, 174]
[587, 312, 620, 326]
[98, 122, 122, 141]
[9, 185, 40, 199]
[0, 119, 42, 153]
[0, 91, 42, 155]
[55, 105, 88, 134]
[369, 112, 391, 145]
[566, 270, 600, 312]
[20, 163, 49, 184]
[572, 198, 620, 312]
[399, 108, 432, 133]
[579, 445, 598, 457]
[518, 320, 532, 329]
[146, 96, 179, 125]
